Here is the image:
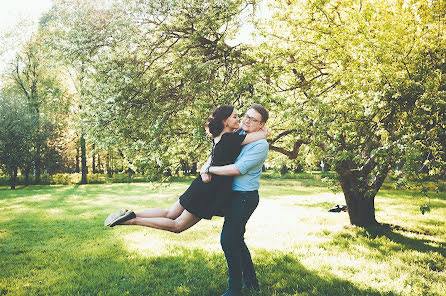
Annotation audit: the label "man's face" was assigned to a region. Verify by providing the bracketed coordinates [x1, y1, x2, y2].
[241, 108, 264, 134]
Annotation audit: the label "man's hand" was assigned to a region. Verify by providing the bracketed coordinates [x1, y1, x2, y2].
[201, 173, 212, 183]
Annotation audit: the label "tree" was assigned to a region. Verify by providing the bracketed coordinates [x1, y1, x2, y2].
[0, 93, 37, 189]
[3, 28, 70, 183]
[258, 0, 445, 226]
[44, 0, 258, 173]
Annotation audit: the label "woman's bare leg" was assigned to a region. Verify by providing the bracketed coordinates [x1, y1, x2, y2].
[123, 209, 201, 233]
[134, 201, 184, 219]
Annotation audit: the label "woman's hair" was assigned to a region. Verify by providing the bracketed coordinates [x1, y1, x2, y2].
[206, 105, 234, 138]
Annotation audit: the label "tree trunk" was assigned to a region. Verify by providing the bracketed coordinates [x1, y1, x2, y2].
[24, 167, 30, 186]
[106, 149, 112, 177]
[338, 172, 378, 227]
[280, 164, 288, 176]
[343, 190, 377, 227]
[92, 143, 96, 174]
[97, 153, 102, 173]
[181, 160, 188, 175]
[76, 146, 80, 173]
[34, 144, 41, 184]
[80, 134, 88, 184]
[191, 162, 197, 175]
[10, 167, 18, 190]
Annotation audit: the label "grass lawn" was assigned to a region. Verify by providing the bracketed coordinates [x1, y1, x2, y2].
[0, 178, 445, 296]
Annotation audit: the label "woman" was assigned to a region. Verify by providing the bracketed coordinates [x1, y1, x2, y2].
[104, 105, 270, 233]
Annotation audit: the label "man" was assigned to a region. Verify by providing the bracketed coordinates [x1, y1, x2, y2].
[202, 104, 269, 296]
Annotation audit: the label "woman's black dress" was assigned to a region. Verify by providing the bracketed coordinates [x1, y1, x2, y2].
[179, 132, 246, 219]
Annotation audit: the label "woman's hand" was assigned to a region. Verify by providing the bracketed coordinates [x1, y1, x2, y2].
[201, 173, 212, 183]
[241, 125, 271, 145]
[261, 126, 271, 138]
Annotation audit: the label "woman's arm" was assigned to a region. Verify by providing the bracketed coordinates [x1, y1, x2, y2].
[241, 126, 271, 145]
[200, 155, 212, 183]
[200, 156, 212, 174]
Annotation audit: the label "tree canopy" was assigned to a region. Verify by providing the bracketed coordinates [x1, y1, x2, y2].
[0, 0, 444, 226]
[256, 0, 445, 225]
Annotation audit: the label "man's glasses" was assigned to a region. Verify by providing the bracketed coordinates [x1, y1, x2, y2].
[243, 114, 261, 123]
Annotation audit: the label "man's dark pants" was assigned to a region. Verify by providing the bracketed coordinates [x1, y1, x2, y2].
[221, 191, 259, 294]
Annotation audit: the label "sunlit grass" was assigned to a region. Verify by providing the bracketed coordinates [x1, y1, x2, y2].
[0, 178, 445, 295]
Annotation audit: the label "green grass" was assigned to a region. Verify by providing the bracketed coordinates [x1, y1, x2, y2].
[0, 179, 445, 296]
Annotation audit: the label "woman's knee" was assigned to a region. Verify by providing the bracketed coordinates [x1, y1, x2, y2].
[166, 203, 184, 219]
[166, 210, 178, 219]
[171, 222, 186, 233]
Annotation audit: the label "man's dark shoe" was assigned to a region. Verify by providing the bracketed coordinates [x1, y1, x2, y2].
[220, 289, 242, 296]
[328, 204, 347, 212]
[242, 282, 260, 293]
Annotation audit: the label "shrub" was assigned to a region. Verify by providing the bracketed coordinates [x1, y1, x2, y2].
[40, 174, 51, 185]
[87, 173, 107, 184]
[0, 175, 10, 186]
[111, 173, 131, 183]
[50, 173, 76, 185]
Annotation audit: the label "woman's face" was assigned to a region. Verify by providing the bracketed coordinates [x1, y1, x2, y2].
[224, 109, 240, 130]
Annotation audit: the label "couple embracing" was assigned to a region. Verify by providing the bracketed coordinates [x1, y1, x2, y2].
[105, 104, 270, 296]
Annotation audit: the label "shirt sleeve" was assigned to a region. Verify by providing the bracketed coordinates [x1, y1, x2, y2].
[234, 141, 269, 175]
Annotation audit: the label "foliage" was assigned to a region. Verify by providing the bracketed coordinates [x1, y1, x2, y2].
[258, 0, 446, 225]
[0, 172, 171, 186]
[0, 93, 37, 189]
[1, 27, 70, 184]
[43, 0, 258, 171]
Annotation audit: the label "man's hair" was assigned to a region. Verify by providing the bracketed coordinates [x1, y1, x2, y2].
[249, 104, 269, 123]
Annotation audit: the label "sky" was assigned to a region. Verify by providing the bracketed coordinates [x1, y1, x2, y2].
[0, 0, 52, 32]
[0, 0, 53, 76]
[0, 0, 268, 77]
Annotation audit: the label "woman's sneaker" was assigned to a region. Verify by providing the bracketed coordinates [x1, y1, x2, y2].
[108, 210, 136, 227]
[104, 209, 128, 226]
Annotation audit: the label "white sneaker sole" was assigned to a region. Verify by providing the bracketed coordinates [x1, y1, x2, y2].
[104, 208, 127, 226]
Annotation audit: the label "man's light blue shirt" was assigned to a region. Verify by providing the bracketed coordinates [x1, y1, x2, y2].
[233, 139, 269, 191]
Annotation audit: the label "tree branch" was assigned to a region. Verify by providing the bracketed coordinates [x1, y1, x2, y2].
[269, 129, 297, 143]
[268, 138, 306, 159]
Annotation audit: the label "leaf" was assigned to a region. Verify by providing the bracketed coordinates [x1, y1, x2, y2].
[419, 204, 431, 215]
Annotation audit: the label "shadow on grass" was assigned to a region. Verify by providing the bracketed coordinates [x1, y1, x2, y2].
[253, 251, 397, 296]
[362, 224, 446, 258]
[0, 183, 182, 199]
[0, 184, 181, 215]
[1, 216, 397, 296]
[328, 224, 446, 262]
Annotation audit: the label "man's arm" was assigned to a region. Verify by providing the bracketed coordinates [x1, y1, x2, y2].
[208, 164, 240, 176]
[207, 141, 268, 177]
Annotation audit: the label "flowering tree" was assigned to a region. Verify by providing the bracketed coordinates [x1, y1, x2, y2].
[257, 0, 445, 226]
